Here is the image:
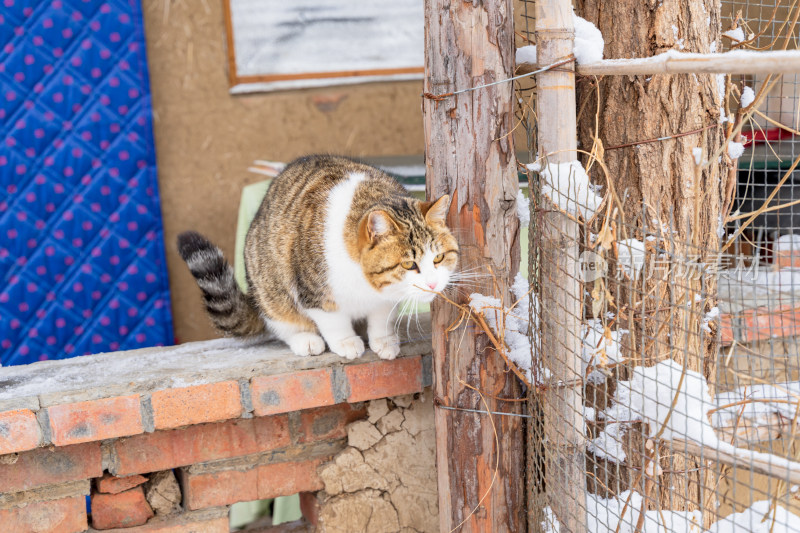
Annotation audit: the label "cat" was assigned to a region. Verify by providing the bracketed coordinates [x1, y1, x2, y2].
[177, 155, 458, 360]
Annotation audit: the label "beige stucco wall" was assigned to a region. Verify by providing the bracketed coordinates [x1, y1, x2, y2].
[141, 0, 426, 342]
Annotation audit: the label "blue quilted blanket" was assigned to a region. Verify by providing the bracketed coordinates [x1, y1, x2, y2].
[0, 0, 174, 365]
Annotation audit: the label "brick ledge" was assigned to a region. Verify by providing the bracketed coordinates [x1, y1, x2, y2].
[0, 316, 432, 455]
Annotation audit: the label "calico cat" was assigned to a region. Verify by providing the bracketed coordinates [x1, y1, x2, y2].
[178, 155, 458, 360]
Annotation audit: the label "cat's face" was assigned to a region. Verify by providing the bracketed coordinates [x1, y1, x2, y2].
[358, 196, 458, 302]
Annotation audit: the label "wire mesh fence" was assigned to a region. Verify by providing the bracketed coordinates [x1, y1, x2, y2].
[516, 1, 800, 532]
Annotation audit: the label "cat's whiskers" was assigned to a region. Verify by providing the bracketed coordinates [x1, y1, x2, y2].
[413, 296, 423, 336]
[396, 299, 413, 337]
[385, 298, 406, 335]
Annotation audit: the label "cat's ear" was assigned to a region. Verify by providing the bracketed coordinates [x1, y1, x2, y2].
[421, 195, 450, 225]
[365, 210, 400, 242]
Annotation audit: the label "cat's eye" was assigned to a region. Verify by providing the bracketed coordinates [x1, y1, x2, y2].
[401, 260, 417, 270]
[433, 253, 445, 264]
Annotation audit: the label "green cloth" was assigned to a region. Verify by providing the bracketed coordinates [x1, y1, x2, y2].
[235, 180, 272, 292]
[231, 179, 302, 528]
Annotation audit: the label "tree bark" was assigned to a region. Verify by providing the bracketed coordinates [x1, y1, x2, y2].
[575, 0, 726, 526]
[423, 0, 525, 531]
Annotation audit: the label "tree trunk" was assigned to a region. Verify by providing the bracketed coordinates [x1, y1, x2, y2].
[575, 0, 726, 526]
[423, 0, 525, 531]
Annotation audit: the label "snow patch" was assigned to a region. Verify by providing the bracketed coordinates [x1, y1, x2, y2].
[692, 147, 703, 165]
[469, 273, 543, 383]
[713, 381, 800, 427]
[516, 45, 537, 64]
[573, 13, 604, 64]
[527, 160, 603, 219]
[516, 190, 530, 227]
[591, 359, 719, 464]
[723, 27, 746, 43]
[728, 141, 745, 159]
[708, 500, 800, 533]
[581, 319, 627, 382]
[701, 306, 719, 334]
[545, 492, 703, 533]
[671, 24, 685, 50]
[741, 85, 755, 108]
[775, 233, 800, 252]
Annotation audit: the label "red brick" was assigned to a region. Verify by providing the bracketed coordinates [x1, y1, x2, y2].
[183, 458, 326, 510]
[256, 459, 325, 499]
[345, 356, 423, 402]
[113, 415, 290, 476]
[251, 368, 335, 416]
[0, 409, 41, 454]
[91, 486, 154, 529]
[183, 467, 258, 510]
[775, 250, 800, 269]
[742, 305, 800, 342]
[151, 381, 242, 430]
[89, 512, 228, 532]
[0, 442, 102, 493]
[96, 472, 149, 494]
[49, 395, 143, 446]
[295, 403, 367, 444]
[299, 492, 319, 526]
[0, 495, 87, 533]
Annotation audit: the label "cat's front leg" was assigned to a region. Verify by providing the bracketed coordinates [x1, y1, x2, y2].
[305, 309, 365, 360]
[367, 304, 401, 360]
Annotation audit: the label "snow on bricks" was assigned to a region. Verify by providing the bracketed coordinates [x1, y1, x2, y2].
[0, 335, 431, 531]
[0, 336, 430, 455]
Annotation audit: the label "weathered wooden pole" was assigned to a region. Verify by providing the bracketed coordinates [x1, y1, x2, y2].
[423, 0, 525, 531]
[535, 1, 588, 533]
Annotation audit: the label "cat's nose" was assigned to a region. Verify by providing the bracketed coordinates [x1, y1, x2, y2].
[427, 282, 437, 290]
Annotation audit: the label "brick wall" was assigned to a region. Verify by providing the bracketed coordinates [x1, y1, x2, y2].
[0, 335, 432, 532]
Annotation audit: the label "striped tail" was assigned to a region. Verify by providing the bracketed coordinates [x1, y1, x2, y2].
[177, 231, 266, 338]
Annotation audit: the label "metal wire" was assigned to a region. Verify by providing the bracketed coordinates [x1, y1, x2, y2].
[518, 1, 800, 532]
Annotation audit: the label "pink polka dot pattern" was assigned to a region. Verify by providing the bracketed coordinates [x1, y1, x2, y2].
[1, 0, 173, 365]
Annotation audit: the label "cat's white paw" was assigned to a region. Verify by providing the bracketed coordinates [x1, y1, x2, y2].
[370, 334, 401, 360]
[328, 336, 365, 360]
[287, 332, 326, 357]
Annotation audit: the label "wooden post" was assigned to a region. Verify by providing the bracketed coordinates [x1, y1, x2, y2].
[535, 2, 588, 533]
[423, 0, 525, 531]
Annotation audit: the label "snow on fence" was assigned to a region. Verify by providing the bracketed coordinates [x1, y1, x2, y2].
[487, 0, 800, 531]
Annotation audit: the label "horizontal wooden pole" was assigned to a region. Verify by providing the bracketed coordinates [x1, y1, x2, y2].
[675, 438, 800, 486]
[518, 49, 800, 76]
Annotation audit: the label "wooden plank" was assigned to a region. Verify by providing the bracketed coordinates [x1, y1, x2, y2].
[534, 2, 588, 533]
[676, 438, 800, 486]
[234, 66, 424, 85]
[518, 49, 800, 76]
[423, 0, 525, 530]
[221, 0, 239, 87]
[226, 0, 423, 90]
